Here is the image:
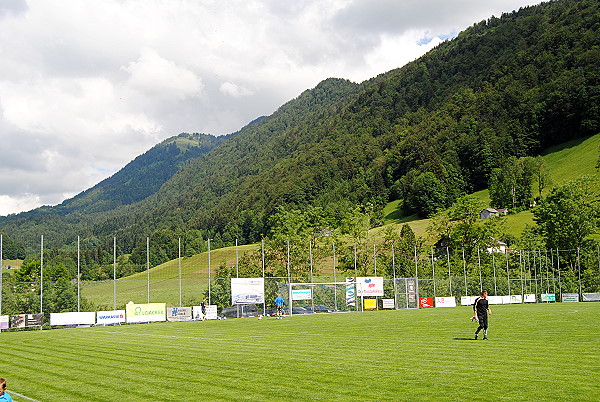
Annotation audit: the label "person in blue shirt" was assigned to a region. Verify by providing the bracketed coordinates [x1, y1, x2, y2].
[274, 294, 285, 319]
[0, 378, 13, 402]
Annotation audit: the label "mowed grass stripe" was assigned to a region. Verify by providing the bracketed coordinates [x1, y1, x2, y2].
[1, 303, 599, 401]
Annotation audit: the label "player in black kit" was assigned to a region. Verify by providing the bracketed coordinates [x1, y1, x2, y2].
[472, 290, 492, 340]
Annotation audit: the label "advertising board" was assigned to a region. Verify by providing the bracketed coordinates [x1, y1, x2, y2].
[96, 310, 126, 325]
[0, 315, 8, 330]
[435, 297, 456, 307]
[356, 277, 384, 296]
[50, 311, 96, 326]
[363, 298, 377, 309]
[382, 299, 395, 309]
[193, 305, 217, 320]
[231, 278, 265, 305]
[167, 307, 193, 322]
[292, 289, 312, 301]
[419, 297, 434, 308]
[10, 313, 43, 328]
[562, 293, 579, 303]
[346, 277, 356, 307]
[126, 303, 166, 323]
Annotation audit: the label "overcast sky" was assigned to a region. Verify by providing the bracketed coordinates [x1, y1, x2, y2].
[0, 0, 542, 216]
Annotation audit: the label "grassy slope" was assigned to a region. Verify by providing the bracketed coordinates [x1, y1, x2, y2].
[82, 244, 258, 308]
[2, 303, 599, 401]
[382, 133, 600, 238]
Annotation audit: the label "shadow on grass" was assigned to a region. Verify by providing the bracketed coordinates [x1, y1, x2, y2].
[453, 337, 477, 341]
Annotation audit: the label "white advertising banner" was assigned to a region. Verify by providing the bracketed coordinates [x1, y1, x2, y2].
[231, 278, 265, 305]
[50, 311, 96, 326]
[382, 299, 395, 309]
[524, 294, 537, 303]
[126, 303, 166, 323]
[582, 293, 600, 302]
[487, 296, 503, 305]
[461, 296, 477, 306]
[167, 307, 193, 322]
[510, 295, 523, 304]
[356, 277, 384, 296]
[292, 289, 312, 301]
[96, 310, 126, 325]
[435, 297, 456, 307]
[0, 315, 8, 330]
[562, 293, 579, 303]
[193, 305, 218, 320]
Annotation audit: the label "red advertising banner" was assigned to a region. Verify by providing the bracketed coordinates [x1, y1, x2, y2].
[419, 297, 434, 308]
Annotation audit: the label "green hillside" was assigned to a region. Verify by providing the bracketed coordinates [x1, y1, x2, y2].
[383, 133, 600, 238]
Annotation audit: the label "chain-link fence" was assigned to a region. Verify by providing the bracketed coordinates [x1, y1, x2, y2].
[1, 234, 599, 319]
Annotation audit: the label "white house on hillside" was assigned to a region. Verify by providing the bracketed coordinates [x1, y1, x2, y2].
[480, 207, 508, 219]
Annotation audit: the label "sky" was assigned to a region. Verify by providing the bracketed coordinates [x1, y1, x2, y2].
[0, 0, 542, 216]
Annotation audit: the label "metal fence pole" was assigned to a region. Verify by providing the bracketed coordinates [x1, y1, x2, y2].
[492, 251, 497, 296]
[557, 249, 562, 298]
[463, 248, 467, 296]
[354, 243, 358, 311]
[208, 238, 211, 305]
[333, 242, 338, 311]
[519, 251, 524, 298]
[392, 244, 397, 309]
[446, 247, 452, 297]
[431, 247, 436, 299]
[77, 236, 80, 312]
[113, 236, 116, 310]
[505, 249, 511, 297]
[577, 247, 582, 296]
[178, 237, 182, 307]
[147, 237, 150, 303]
[40, 234, 44, 315]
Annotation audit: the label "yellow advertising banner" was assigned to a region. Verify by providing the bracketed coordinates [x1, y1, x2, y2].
[363, 298, 377, 310]
[126, 303, 166, 323]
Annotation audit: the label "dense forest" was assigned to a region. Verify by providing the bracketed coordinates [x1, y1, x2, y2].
[0, 0, 598, 273]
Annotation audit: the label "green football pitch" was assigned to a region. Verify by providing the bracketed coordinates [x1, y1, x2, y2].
[1, 303, 598, 401]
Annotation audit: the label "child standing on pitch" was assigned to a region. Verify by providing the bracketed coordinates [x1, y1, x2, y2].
[0, 378, 13, 402]
[473, 290, 492, 340]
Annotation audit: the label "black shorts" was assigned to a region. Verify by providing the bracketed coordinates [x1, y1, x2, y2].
[477, 314, 488, 329]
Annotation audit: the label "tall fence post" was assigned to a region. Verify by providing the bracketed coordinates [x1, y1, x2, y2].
[113, 237, 116, 310]
[178, 237, 182, 307]
[77, 236, 80, 312]
[40, 234, 44, 316]
[147, 237, 150, 303]
[207, 238, 211, 305]
[462, 248, 467, 296]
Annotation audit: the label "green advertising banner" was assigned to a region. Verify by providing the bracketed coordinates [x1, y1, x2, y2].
[541, 293, 556, 302]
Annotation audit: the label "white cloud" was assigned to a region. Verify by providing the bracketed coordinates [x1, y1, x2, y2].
[0, 0, 544, 216]
[123, 48, 204, 100]
[220, 82, 253, 98]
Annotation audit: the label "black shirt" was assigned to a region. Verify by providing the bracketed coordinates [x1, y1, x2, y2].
[473, 296, 489, 316]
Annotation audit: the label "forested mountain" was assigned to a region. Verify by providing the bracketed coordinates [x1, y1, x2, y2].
[60, 132, 229, 214]
[1, 0, 598, 258]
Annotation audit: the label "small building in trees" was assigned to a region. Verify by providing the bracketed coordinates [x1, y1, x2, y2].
[486, 238, 507, 254]
[480, 207, 508, 219]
